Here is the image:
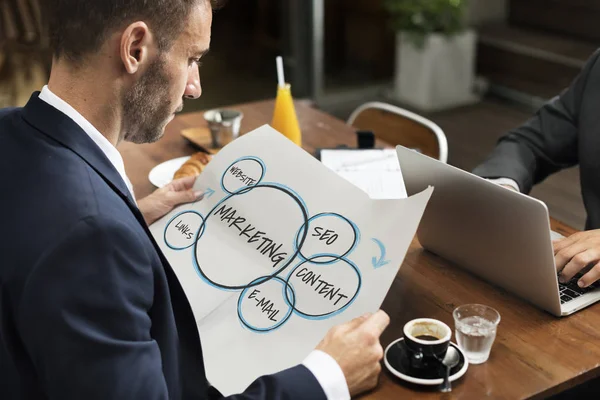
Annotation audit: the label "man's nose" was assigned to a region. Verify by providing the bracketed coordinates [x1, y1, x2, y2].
[184, 63, 201, 99]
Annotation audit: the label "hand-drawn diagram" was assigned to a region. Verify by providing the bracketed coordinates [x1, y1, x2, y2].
[163, 156, 369, 332]
[153, 125, 434, 396]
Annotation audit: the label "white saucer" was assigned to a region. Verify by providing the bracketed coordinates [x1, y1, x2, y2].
[148, 156, 190, 188]
[383, 337, 469, 386]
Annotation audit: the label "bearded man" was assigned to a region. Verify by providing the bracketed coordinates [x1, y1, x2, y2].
[0, 0, 389, 399]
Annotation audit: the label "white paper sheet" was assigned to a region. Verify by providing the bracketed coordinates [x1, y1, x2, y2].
[320, 149, 407, 199]
[149, 125, 432, 395]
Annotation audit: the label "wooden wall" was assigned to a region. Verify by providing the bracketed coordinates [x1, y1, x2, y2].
[325, 0, 395, 80]
[510, 0, 600, 42]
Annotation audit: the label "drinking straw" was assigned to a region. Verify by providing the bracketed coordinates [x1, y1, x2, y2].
[276, 56, 285, 88]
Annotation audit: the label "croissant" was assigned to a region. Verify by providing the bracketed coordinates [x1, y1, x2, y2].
[173, 152, 213, 180]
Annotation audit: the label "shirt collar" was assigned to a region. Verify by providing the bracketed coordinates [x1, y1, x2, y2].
[38, 85, 135, 199]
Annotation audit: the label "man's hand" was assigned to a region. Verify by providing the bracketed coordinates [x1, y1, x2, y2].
[138, 176, 204, 225]
[316, 310, 390, 397]
[500, 184, 518, 191]
[554, 230, 600, 287]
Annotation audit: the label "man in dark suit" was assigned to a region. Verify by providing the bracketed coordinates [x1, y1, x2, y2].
[0, 0, 390, 398]
[473, 49, 600, 290]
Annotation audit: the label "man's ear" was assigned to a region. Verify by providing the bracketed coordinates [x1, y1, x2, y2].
[120, 22, 153, 74]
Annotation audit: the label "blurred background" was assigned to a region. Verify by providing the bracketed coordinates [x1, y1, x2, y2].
[1, 0, 597, 229]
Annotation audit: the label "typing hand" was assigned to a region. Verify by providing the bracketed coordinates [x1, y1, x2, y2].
[316, 310, 390, 397]
[138, 176, 204, 225]
[554, 229, 600, 288]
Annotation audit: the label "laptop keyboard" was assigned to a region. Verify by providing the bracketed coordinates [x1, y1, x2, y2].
[559, 273, 600, 304]
[552, 231, 600, 305]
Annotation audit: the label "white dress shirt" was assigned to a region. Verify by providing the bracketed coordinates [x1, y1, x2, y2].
[486, 177, 520, 192]
[303, 350, 350, 400]
[38, 86, 135, 199]
[37, 85, 350, 399]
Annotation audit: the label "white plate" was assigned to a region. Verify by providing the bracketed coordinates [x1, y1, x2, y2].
[148, 156, 191, 188]
[383, 338, 469, 386]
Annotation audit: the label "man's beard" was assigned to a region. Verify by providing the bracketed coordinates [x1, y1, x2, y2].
[122, 57, 180, 144]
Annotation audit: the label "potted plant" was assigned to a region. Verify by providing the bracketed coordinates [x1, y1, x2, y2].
[383, 0, 478, 111]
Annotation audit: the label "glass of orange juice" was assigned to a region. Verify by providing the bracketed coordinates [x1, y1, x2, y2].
[271, 83, 302, 146]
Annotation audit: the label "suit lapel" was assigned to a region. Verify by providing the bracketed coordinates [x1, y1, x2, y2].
[22, 92, 207, 391]
[22, 92, 135, 204]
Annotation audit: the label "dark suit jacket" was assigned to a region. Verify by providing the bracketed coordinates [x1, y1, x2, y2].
[473, 49, 600, 230]
[0, 94, 326, 399]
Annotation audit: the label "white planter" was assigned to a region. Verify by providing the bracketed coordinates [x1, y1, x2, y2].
[391, 29, 479, 112]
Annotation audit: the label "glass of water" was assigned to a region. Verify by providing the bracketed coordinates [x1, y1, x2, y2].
[453, 304, 501, 364]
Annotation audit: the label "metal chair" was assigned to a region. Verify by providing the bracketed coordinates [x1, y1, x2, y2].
[347, 101, 448, 163]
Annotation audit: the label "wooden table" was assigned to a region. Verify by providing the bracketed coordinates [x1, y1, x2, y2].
[120, 100, 599, 399]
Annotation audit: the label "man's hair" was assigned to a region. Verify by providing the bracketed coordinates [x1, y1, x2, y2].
[45, 0, 223, 62]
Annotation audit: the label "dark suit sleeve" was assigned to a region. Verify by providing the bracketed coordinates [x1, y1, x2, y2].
[219, 365, 327, 400]
[17, 216, 170, 399]
[472, 49, 600, 193]
[17, 216, 327, 400]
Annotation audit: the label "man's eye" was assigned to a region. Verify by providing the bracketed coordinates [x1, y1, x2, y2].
[190, 58, 202, 67]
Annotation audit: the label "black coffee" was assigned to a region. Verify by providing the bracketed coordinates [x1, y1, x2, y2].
[415, 334, 440, 341]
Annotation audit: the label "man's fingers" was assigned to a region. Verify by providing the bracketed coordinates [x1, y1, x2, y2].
[170, 175, 197, 191]
[169, 189, 204, 206]
[553, 232, 586, 255]
[555, 242, 587, 272]
[553, 236, 574, 255]
[344, 312, 372, 331]
[558, 248, 599, 283]
[579, 262, 600, 288]
[361, 310, 390, 337]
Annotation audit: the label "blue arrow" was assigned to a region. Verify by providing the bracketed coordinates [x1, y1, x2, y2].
[204, 188, 215, 198]
[371, 238, 390, 268]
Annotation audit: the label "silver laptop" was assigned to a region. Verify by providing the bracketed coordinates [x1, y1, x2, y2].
[396, 145, 600, 316]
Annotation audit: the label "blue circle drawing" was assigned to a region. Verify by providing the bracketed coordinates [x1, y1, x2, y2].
[237, 276, 296, 333]
[284, 257, 362, 320]
[294, 213, 360, 265]
[193, 183, 309, 290]
[221, 156, 266, 195]
[164, 210, 205, 250]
